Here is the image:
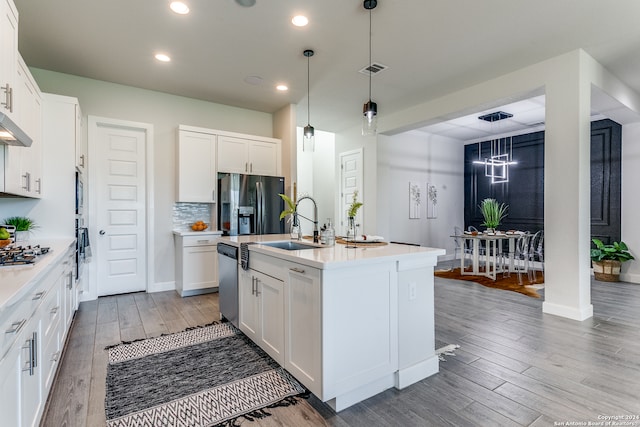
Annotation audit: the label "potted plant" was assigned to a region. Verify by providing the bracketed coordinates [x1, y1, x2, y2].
[478, 198, 508, 232]
[2, 216, 37, 243]
[591, 238, 634, 282]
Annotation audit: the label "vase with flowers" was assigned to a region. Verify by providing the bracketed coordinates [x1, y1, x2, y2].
[346, 191, 363, 246]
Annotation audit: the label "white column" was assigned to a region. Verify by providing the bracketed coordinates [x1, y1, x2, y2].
[542, 51, 593, 320]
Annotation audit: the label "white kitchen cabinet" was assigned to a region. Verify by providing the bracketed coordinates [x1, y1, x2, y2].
[0, 241, 75, 427]
[284, 262, 322, 396]
[239, 266, 284, 365]
[217, 135, 281, 176]
[176, 129, 216, 203]
[0, 0, 18, 121]
[1, 55, 43, 198]
[174, 233, 220, 297]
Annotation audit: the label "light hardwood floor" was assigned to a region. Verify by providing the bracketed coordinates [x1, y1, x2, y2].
[41, 276, 640, 427]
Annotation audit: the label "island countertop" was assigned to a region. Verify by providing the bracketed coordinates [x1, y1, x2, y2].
[219, 234, 444, 270]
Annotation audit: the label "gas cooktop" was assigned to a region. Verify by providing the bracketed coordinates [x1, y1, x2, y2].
[0, 245, 51, 266]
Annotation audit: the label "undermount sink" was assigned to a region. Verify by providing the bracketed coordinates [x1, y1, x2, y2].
[260, 240, 320, 251]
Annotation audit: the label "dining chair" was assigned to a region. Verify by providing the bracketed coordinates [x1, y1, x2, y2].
[511, 232, 533, 284]
[452, 226, 472, 267]
[528, 230, 544, 281]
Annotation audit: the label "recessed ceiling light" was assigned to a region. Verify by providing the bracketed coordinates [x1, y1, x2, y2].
[155, 53, 171, 62]
[170, 2, 189, 14]
[276, 84, 288, 91]
[235, 0, 256, 7]
[291, 15, 309, 27]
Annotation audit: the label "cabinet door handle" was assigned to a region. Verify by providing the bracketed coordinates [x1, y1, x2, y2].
[35, 178, 42, 194]
[250, 163, 253, 173]
[245, 162, 249, 172]
[289, 267, 305, 274]
[22, 339, 34, 375]
[51, 306, 60, 315]
[196, 240, 210, 244]
[251, 276, 256, 295]
[80, 154, 85, 167]
[33, 291, 46, 301]
[51, 351, 60, 363]
[254, 278, 260, 296]
[6, 319, 27, 335]
[1, 84, 11, 112]
[22, 172, 31, 191]
[32, 331, 38, 368]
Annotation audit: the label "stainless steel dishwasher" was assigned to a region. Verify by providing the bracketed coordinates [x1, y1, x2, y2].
[217, 242, 239, 327]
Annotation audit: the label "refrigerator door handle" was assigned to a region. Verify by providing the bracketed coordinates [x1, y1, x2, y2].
[256, 181, 262, 234]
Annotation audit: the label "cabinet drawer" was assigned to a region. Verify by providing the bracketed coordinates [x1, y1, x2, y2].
[41, 323, 61, 394]
[41, 283, 62, 343]
[182, 235, 219, 247]
[0, 300, 31, 361]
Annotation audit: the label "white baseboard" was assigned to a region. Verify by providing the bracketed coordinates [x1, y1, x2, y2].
[619, 272, 640, 284]
[149, 281, 175, 293]
[542, 301, 594, 321]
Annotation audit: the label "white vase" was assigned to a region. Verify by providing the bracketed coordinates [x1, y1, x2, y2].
[15, 231, 29, 244]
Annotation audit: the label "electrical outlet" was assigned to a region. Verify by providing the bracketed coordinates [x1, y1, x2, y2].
[409, 282, 417, 300]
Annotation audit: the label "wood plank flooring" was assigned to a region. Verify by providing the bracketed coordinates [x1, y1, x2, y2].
[41, 276, 640, 427]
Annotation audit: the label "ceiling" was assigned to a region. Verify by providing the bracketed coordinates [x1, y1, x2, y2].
[13, 0, 640, 136]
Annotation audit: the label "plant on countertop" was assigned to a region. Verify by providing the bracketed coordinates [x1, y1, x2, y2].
[278, 193, 296, 220]
[591, 239, 634, 263]
[3, 216, 38, 232]
[347, 190, 363, 218]
[479, 198, 508, 229]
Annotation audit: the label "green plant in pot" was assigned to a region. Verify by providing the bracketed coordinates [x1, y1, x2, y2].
[478, 198, 508, 232]
[591, 238, 634, 282]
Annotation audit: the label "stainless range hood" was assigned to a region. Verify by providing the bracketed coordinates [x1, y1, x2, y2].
[0, 112, 32, 147]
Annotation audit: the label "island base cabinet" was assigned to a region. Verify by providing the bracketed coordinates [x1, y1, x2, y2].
[0, 349, 20, 427]
[239, 267, 284, 365]
[284, 263, 321, 396]
[321, 262, 399, 411]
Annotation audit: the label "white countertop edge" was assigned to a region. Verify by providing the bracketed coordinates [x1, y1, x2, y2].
[172, 229, 223, 237]
[219, 234, 445, 270]
[0, 238, 75, 314]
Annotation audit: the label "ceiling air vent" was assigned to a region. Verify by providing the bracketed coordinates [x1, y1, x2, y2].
[478, 111, 513, 122]
[359, 63, 388, 75]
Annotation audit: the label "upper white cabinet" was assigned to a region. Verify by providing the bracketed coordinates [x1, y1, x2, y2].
[217, 135, 280, 176]
[0, 0, 18, 120]
[176, 129, 216, 203]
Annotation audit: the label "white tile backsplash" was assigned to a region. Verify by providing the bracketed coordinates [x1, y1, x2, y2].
[172, 203, 214, 230]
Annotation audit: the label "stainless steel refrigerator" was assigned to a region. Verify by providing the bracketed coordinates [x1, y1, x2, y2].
[218, 173, 285, 235]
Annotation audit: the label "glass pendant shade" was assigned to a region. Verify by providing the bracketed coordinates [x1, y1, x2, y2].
[303, 124, 315, 152]
[362, 100, 378, 136]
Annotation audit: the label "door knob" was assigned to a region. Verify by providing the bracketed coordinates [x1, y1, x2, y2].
[99, 230, 106, 235]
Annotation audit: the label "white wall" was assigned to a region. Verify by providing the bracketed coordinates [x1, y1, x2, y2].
[622, 123, 640, 282]
[295, 128, 335, 237]
[377, 131, 464, 254]
[2, 68, 274, 289]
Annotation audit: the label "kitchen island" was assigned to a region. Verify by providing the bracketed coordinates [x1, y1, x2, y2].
[220, 234, 445, 411]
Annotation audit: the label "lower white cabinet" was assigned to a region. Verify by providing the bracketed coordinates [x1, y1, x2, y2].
[239, 267, 284, 365]
[284, 262, 321, 395]
[174, 233, 220, 297]
[0, 242, 75, 427]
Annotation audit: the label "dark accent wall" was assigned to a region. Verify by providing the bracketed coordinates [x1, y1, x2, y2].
[464, 119, 621, 243]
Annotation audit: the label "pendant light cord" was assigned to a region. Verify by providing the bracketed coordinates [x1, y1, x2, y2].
[307, 54, 310, 124]
[368, 6, 372, 102]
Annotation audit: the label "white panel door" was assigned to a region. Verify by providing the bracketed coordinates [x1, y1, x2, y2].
[96, 124, 147, 296]
[339, 148, 364, 235]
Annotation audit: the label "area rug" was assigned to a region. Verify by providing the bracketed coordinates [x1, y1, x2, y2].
[104, 323, 308, 427]
[434, 267, 544, 298]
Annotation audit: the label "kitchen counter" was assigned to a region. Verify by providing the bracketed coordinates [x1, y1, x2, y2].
[0, 238, 75, 313]
[220, 234, 444, 270]
[172, 229, 223, 237]
[226, 233, 445, 411]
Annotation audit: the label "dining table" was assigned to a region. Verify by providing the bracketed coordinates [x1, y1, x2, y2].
[451, 231, 521, 280]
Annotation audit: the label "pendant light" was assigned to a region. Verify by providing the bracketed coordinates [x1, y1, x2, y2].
[362, 0, 378, 136]
[303, 49, 315, 152]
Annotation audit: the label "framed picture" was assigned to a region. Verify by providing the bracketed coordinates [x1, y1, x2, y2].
[427, 182, 437, 219]
[409, 182, 421, 219]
